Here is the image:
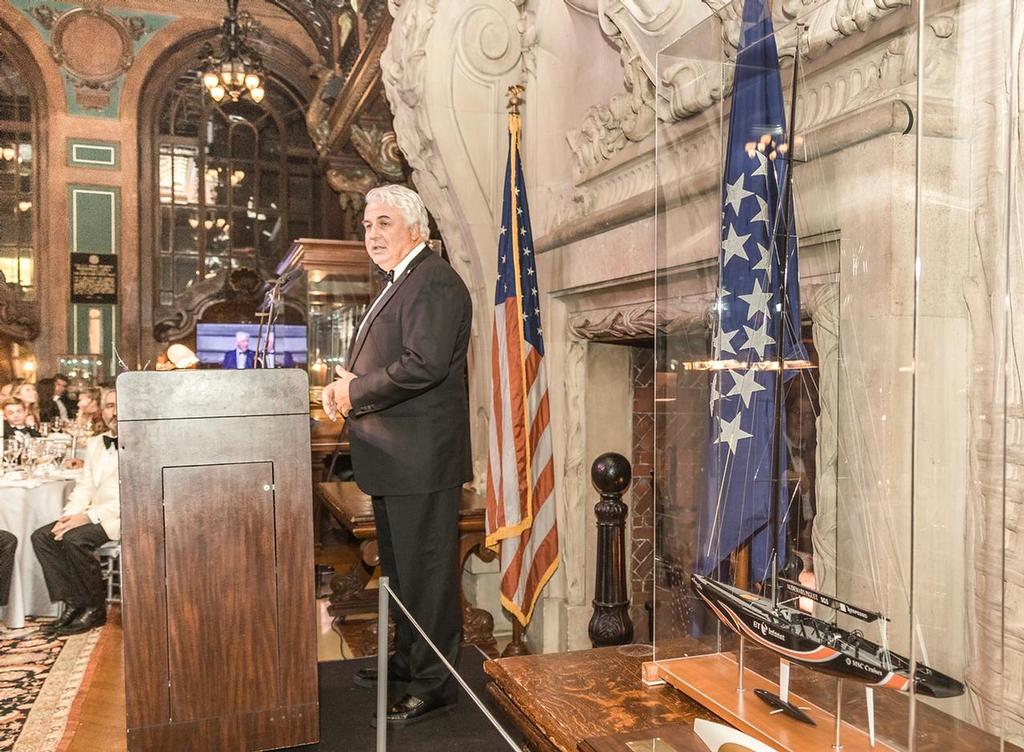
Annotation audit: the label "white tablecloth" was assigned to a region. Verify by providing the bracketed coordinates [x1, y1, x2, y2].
[0, 477, 77, 628]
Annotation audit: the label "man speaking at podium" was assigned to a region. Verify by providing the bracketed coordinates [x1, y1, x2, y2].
[322, 184, 472, 727]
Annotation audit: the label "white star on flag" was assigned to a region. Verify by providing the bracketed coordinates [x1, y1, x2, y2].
[739, 278, 773, 321]
[740, 320, 776, 359]
[721, 225, 751, 267]
[750, 195, 769, 225]
[726, 368, 766, 407]
[724, 174, 754, 215]
[714, 326, 739, 357]
[751, 150, 769, 178]
[752, 242, 772, 273]
[715, 412, 753, 454]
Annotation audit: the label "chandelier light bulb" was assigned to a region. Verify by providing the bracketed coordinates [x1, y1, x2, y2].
[202, 70, 219, 89]
[1, 147, 15, 161]
[210, 85, 226, 102]
[244, 72, 261, 90]
[188, 216, 200, 229]
[204, 219, 214, 230]
[17, 200, 31, 212]
[250, 86, 265, 104]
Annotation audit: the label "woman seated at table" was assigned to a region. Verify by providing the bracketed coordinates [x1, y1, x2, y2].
[13, 383, 40, 429]
[72, 388, 102, 433]
[3, 398, 40, 439]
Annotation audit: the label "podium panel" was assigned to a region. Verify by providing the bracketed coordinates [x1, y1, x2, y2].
[117, 370, 318, 752]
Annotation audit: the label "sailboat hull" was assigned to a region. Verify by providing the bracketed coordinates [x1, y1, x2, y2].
[691, 574, 964, 699]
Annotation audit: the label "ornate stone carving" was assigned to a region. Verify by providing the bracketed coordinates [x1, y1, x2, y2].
[33, 4, 145, 111]
[567, 36, 657, 172]
[350, 123, 406, 181]
[153, 267, 303, 342]
[806, 282, 839, 607]
[569, 299, 711, 341]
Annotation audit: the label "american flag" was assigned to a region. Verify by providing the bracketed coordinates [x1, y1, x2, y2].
[486, 111, 559, 626]
[696, 0, 807, 579]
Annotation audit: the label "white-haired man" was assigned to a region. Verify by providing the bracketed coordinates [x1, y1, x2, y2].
[221, 331, 255, 369]
[323, 184, 472, 727]
[32, 387, 119, 636]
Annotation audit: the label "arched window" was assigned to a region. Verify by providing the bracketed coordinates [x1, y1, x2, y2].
[0, 48, 35, 298]
[154, 68, 322, 307]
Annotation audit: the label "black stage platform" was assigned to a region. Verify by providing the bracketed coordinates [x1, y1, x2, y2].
[281, 646, 523, 752]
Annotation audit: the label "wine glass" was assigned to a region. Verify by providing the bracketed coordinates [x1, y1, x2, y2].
[23, 438, 44, 478]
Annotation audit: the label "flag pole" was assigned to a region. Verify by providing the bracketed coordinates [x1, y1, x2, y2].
[500, 82, 530, 659]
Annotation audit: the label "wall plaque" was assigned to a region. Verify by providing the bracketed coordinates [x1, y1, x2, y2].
[71, 253, 117, 304]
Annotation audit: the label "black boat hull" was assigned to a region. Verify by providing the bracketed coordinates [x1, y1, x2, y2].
[691, 574, 964, 699]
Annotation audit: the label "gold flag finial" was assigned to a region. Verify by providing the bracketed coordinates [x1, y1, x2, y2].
[506, 84, 524, 115]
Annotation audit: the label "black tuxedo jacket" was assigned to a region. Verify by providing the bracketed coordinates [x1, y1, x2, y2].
[346, 249, 472, 496]
[221, 349, 255, 369]
[4, 423, 40, 439]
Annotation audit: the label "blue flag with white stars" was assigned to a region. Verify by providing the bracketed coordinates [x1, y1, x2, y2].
[696, 0, 807, 579]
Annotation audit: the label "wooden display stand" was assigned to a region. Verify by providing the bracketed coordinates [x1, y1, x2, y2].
[118, 370, 318, 752]
[644, 653, 893, 752]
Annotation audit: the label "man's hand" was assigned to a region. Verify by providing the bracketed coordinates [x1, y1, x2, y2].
[52, 513, 91, 541]
[321, 366, 358, 421]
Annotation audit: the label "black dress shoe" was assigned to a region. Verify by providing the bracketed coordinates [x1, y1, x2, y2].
[41, 605, 83, 634]
[55, 606, 106, 636]
[353, 667, 410, 689]
[370, 693, 456, 728]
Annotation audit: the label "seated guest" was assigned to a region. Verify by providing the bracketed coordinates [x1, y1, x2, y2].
[3, 398, 41, 439]
[13, 382, 40, 429]
[73, 388, 102, 433]
[0, 382, 13, 400]
[221, 331, 255, 369]
[53, 373, 76, 420]
[259, 332, 294, 369]
[0, 529, 14, 612]
[31, 388, 118, 636]
[38, 378, 59, 424]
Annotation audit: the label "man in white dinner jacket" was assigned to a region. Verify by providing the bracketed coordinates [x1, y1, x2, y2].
[31, 387, 119, 636]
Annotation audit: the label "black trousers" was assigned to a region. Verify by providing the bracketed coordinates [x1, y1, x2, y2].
[31, 521, 109, 609]
[0, 529, 16, 607]
[372, 487, 461, 704]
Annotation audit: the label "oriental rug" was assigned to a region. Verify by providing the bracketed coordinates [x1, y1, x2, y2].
[0, 620, 101, 752]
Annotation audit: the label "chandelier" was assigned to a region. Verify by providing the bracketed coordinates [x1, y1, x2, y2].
[199, 0, 265, 104]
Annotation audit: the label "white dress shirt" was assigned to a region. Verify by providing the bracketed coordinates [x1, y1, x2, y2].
[53, 395, 69, 421]
[356, 243, 427, 341]
[63, 433, 120, 540]
[235, 349, 248, 368]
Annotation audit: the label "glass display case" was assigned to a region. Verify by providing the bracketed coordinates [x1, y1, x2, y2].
[649, 1, 1016, 750]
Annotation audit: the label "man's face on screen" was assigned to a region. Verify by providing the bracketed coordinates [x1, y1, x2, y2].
[362, 202, 421, 272]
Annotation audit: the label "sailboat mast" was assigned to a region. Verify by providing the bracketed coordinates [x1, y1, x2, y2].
[769, 22, 802, 609]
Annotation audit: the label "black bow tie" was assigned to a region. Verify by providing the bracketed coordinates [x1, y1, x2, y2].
[103, 435, 117, 451]
[376, 268, 394, 284]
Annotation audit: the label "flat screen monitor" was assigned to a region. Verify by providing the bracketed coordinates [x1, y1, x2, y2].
[195, 323, 308, 368]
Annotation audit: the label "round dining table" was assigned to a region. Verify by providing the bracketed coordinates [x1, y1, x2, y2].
[0, 474, 79, 629]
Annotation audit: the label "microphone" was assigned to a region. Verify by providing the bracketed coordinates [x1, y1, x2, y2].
[273, 267, 304, 287]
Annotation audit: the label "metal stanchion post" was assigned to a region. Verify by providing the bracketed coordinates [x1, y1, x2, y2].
[376, 576, 389, 752]
[737, 636, 746, 693]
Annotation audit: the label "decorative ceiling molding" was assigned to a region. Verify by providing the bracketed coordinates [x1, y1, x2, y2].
[266, 0, 336, 62]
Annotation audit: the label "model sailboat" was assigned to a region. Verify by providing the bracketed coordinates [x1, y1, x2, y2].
[691, 0, 964, 721]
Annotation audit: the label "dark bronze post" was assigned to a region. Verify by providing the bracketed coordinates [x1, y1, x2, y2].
[589, 452, 634, 647]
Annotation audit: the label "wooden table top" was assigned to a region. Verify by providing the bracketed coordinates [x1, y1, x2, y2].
[316, 481, 486, 538]
[484, 646, 716, 752]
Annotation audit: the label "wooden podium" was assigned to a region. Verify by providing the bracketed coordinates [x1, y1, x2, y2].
[117, 370, 319, 751]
